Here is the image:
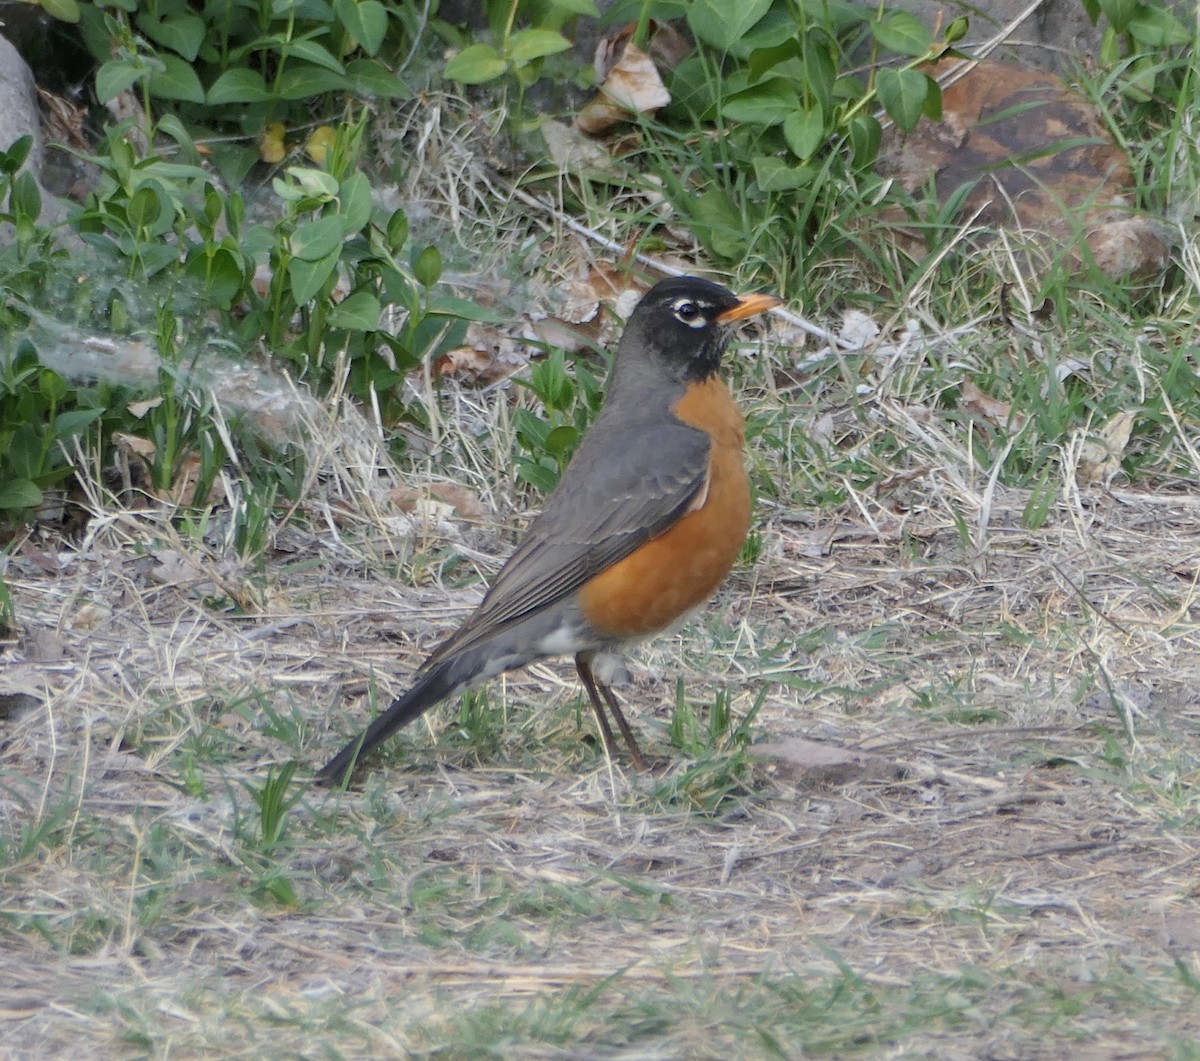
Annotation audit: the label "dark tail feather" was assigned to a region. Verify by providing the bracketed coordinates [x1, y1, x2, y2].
[315, 664, 460, 787]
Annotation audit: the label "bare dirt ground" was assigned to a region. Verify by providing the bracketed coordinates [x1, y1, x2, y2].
[2, 450, 1198, 1056]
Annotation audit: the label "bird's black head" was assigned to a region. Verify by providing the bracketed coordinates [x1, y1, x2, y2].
[618, 276, 781, 383]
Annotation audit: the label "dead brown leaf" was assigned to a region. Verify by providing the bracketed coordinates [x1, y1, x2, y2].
[390, 483, 487, 521]
[961, 379, 1017, 429]
[1077, 410, 1137, 485]
[577, 39, 670, 135]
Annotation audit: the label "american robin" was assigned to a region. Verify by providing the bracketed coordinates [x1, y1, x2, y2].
[317, 275, 781, 786]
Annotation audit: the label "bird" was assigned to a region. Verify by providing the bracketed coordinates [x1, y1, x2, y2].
[317, 275, 782, 786]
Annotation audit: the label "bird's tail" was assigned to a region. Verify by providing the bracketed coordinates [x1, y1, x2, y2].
[315, 662, 461, 787]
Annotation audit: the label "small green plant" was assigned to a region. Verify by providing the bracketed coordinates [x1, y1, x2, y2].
[668, 681, 761, 757]
[0, 345, 104, 517]
[0, 565, 14, 636]
[513, 347, 604, 491]
[78, 0, 410, 175]
[452, 687, 506, 759]
[1084, 0, 1193, 100]
[635, 1, 967, 295]
[444, 0, 598, 87]
[246, 760, 301, 850]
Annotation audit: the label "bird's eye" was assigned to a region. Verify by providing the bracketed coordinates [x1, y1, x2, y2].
[672, 300, 704, 326]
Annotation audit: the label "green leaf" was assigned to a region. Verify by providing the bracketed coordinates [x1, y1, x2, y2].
[289, 249, 340, 303]
[870, 12, 933, 56]
[847, 114, 881, 168]
[386, 208, 408, 252]
[413, 245, 442, 288]
[39, 0, 81, 22]
[345, 57, 412, 98]
[1100, 25, 1122, 65]
[290, 216, 346, 261]
[721, 78, 800, 125]
[207, 67, 270, 104]
[53, 408, 104, 437]
[687, 0, 772, 52]
[10, 171, 42, 223]
[944, 16, 969, 45]
[283, 39, 345, 74]
[425, 295, 506, 323]
[39, 369, 67, 402]
[445, 44, 508, 84]
[338, 171, 373, 234]
[148, 53, 206, 103]
[327, 290, 382, 330]
[516, 459, 558, 493]
[783, 105, 825, 160]
[139, 12, 205, 60]
[126, 185, 163, 230]
[274, 65, 349, 100]
[0, 134, 33, 175]
[548, 0, 598, 15]
[282, 166, 340, 199]
[875, 67, 928, 133]
[333, 0, 388, 55]
[184, 245, 246, 309]
[544, 425, 579, 459]
[508, 28, 572, 63]
[136, 242, 181, 276]
[689, 188, 747, 260]
[922, 77, 942, 121]
[752, 156, 814, 191]
[0, 479, 43, 510]
[95, 59, 143, 103]
[747, 40, 800, 83]
[1127, 6, 1191, 46]
[1098, 0, 1137, 31]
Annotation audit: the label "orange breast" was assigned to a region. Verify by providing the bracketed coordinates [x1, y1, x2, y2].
[578, 377, 751, 639]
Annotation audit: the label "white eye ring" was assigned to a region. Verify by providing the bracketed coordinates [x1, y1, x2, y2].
[672, 298, 707, 328]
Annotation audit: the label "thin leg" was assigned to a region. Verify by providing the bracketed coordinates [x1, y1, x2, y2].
[576, 655, 648, 771]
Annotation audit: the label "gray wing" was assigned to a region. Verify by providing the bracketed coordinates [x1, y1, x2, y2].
[430, 413, 711, 659]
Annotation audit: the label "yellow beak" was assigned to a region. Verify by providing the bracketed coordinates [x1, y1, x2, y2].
[715, 292, 784, 323]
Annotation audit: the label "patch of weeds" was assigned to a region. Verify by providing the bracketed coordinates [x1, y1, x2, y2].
[513, 346, 605, 491]
[234, 692, 314, 757]
[649, 684, 763, 813]
[907, 669, 1001, 725]
[229, 761, 305, 906]
[0, 342, 105, 519]
[600, 3, 969, 301]
[442, 0, 590, 98]
[77, 0, 412, 176]
[448, 686, 507, 761]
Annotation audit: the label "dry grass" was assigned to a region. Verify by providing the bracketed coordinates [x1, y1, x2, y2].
[3, 385, 1199, 1058]
[3, 96, 1200, 1060]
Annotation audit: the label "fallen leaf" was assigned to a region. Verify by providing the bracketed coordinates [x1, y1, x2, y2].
[542, 119, 618, 176]
[838, 308, 880, 348]
[127, 397, 163, 418]
[390, 482, 487, 520]
[260, 122, 287, 164]
[305, 125, 336, 166]
[431, 322, 528, 385]
[1076, 410, 1136, 485]
[961, 379, 1015, 428]
[576, 40, 670, 135]
[112, 431, 158, 459]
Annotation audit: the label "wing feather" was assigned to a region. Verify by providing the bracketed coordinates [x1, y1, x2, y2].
[430, 413, 711, 660]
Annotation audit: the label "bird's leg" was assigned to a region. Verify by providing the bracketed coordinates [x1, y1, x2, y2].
[575, 655, 648, 771]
